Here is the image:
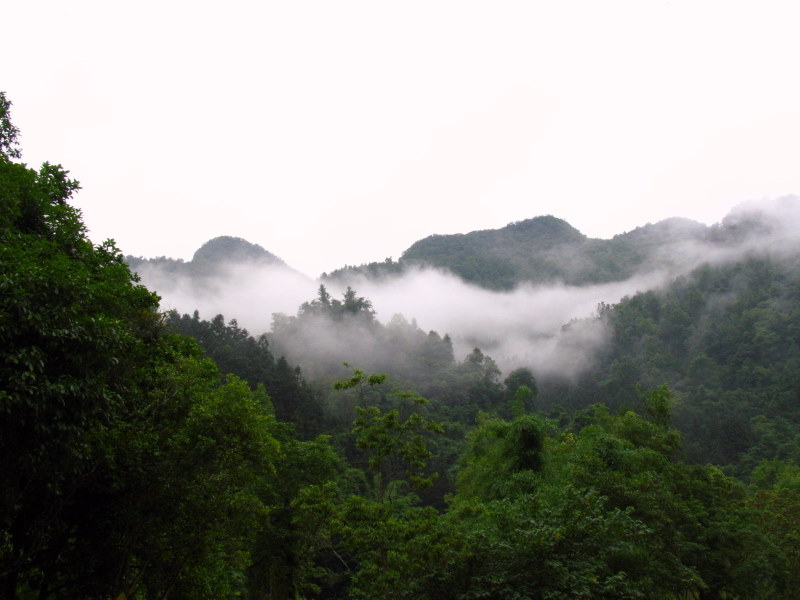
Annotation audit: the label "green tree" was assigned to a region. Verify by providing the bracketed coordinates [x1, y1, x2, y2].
[277, 370, 450, 599]
[165, 310, 325, 438]
[0, 91, 21, 160]
[0, 127, 162, 594]
[335, 368, 443, 502]
[504, 366, 539, 416]
[247, 432, 343, 599]
[81, 351, 281, 599]
[455, 414, 548, 501]
[0, 93, 288, 599]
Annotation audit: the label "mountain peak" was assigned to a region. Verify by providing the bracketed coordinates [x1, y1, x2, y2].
[191, 236, 286, 267]
[503, 215, 586, 244]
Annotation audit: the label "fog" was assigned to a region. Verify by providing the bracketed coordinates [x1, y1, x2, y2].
[132, 198, 800, 382]
[135, 258, 672, 380]
[340, 268, 671, 378]
[134, 261, 318, 334]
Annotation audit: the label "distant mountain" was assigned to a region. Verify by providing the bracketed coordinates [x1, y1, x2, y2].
[401, 216, 589, 289]
[129, 197, 800, 292]
[716, 195, 800, 243]
[125, 236, 310, 303]
[127, 236, 294, 277]
[191, 236, 287, 267]
[325, 214, 712, 289]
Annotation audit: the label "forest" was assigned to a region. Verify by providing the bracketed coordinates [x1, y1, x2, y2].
[3, 90, 800, 599]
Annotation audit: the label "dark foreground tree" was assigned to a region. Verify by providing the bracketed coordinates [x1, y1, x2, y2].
[0, 93, 287, 599]
[0, 113, 160, 593]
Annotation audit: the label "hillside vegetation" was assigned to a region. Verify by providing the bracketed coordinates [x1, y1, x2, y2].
[325, 214, 713, 289]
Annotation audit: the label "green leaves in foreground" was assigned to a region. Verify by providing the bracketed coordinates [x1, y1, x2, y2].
[334, 391, 792, 600]
[335, 367, 444, 502]
[0, 98, 292, 599]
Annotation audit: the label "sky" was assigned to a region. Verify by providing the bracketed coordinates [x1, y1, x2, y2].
[5, 0, 800, 278]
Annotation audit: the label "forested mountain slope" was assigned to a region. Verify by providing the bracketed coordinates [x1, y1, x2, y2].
[548, 252, 800, 474]
[325, 214, 711, 289]
[327, 197, 800, 290]
[129, 197, 797, 295]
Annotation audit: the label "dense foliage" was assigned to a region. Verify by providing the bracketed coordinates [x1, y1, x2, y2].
[163, 310, 325, 439]
[551, 254, 800, 476]
[0, 95, 326, 598]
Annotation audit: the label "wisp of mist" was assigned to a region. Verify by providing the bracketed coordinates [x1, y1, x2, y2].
[138, 260, 670, 379]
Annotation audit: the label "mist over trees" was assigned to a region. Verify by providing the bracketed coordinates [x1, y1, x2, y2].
[554, 253, 800, 473]
[324, 213, 726, 289]
[5, 89, 800, 599]
[159, 228, 800, 596]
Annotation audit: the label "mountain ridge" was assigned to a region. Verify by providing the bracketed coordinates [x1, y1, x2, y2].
[126, 235, 303, 280]
[325, 214, 714, 289]
[127, 197, 800, 291]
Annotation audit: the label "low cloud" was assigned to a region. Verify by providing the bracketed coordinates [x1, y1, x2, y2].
[134, 261, 318, 334]
[132, 197, 800, 382]
[346, 267, 670, 378]
[136, 259, 669, 381]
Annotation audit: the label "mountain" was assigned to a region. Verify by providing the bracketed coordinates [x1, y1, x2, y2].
[191, 236, 287, 268]
[147, 204, 800, 480]
[125, 236, 311, 309]
[127, 197, 800, 295]
[401, 216, 589, 289]
[325, 214, 711, 289]
[121, 201, 800, 595]
[127, 236, 290, 275]
[548, 250, 800, 472]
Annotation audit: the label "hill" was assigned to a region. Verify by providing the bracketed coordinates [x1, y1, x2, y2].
[325, 214, 713, 289]
[125, 236, 310, 301]
[545, 251, 800, 472]
[127, 235, 290, 275]
[325, 198, 800, 290]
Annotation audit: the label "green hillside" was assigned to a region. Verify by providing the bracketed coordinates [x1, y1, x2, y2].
[326, 214, 711, 289]
[549, 252, 800, 474]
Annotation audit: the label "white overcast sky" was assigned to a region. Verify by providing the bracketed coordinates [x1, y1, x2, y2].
[5, 1, 800, 277]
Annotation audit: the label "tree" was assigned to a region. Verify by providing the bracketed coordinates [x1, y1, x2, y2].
[165, 310, 325, 439]
[504, 367, 539, 415]
[454, 414, 548, 501]
[335, 368, 443, 502]
[458, 348, 503, 412]
[0, 91, 21, 159]
[68, 354, 281, 599]
[0, 93, 286, 599]
[0, 125, 162, 594]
